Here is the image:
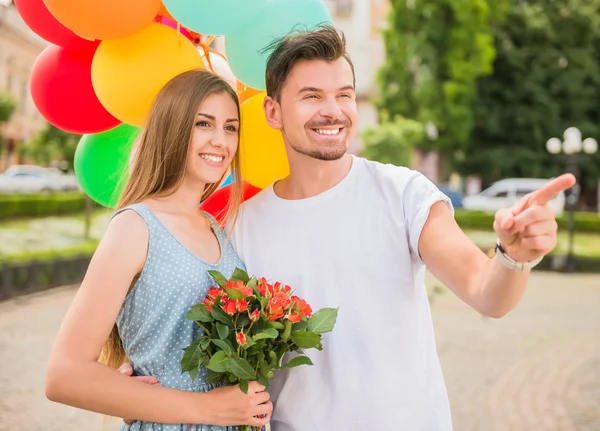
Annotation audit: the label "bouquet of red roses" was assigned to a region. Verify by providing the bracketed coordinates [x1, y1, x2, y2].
[181, 267, 337, 430]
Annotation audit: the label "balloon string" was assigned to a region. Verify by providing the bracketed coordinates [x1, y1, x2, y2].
[198, 36, 226, 74]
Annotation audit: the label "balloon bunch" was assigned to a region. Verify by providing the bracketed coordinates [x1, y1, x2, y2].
[15, 0, 332, 212]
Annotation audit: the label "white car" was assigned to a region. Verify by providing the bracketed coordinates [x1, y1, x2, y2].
[0, 165, 81, 194]
[462, 178, 566, 216]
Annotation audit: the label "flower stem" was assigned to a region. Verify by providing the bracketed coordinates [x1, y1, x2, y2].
[195, 322, 211, 336]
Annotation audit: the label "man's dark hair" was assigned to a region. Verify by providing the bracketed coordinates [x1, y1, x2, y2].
[263, 24, 355, 102]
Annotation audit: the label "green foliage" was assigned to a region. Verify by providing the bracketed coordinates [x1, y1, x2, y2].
[19, 123, 81, 171]
[377, 0, 505, 153]
[0, 192, 88, 219]
[454, 209, 600, 233]
[461, 0, 600, 187]
[361, 115, 421, 167]
[0, 91, 17, 124]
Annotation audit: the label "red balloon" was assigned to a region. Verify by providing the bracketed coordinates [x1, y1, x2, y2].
[30, 44, 121, 134]
[201, 181, 263, 224]
[14, 0, 91, 48]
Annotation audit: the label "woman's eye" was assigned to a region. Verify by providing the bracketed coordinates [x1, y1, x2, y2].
[196, 121, 210, 127]
[225, 125, 238, 132]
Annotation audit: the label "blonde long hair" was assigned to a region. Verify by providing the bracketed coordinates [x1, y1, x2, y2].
[99, 69, 243, 369]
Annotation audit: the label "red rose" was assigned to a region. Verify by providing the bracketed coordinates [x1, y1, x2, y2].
[236, 332, 247, 346]
[207, 287, 222, 299]
[223, 300, 237, 315]
[257, 278, 269, 296]
[291, 296, 312, 318]
[249, 309, 260, 322]
[237, 300, 248, 313]
[203, 297, 214, 311]
[287, 312, 302, 323]
[268, 310, 285, 321]
[226, 281, 253, 297]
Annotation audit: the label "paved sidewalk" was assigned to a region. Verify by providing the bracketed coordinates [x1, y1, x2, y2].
[0, 272, 598, 430]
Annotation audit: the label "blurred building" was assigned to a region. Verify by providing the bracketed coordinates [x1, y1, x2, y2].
[0, 1, 48, 169]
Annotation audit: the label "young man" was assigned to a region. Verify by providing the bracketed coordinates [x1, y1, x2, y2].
[120, 26, 573, 430]
[227, 26, 574, 430]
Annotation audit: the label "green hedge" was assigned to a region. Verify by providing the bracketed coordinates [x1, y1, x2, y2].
[0, 192, 90, 219]
[455, 209, 600, 233]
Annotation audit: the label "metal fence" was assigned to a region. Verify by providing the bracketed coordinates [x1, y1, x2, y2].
[0, 255, 92, 301]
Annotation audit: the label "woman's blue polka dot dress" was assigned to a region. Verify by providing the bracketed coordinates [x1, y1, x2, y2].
[111, 203, 245, 431]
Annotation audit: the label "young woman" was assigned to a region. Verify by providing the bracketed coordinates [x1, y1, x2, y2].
[45, 70, 272, 430]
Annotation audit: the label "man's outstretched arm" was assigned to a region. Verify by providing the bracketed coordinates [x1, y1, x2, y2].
[418, 174, 575, 318]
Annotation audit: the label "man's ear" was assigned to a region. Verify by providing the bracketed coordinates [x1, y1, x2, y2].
[263, 96, 283, 130]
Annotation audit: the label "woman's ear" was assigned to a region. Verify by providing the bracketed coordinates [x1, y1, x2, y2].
[263, 96, 283, 130]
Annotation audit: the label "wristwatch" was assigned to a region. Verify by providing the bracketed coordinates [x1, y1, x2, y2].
[494, 240, 543, 272]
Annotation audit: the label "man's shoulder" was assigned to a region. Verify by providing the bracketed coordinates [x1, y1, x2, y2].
[356, 156, 422, 188]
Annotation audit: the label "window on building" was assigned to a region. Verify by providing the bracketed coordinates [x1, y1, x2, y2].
[334, 0, 353, 16]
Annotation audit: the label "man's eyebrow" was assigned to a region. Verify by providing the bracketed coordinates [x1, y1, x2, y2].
[298, 85, 355, 93]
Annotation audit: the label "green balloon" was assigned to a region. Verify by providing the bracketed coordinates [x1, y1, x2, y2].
[225, 0, 332, 90]
[74, 123, 140, 208]
[162, 0, 267, 36]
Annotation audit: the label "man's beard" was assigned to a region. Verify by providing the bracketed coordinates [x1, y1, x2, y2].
[289, 140, 347, 161]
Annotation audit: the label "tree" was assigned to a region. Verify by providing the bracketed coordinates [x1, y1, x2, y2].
[0, 91, 17, 160]
[377, 0, 506, 161]
[460, 0, 600, 190]
[19, 123, 81, 171]
[361, 115, 422, 167]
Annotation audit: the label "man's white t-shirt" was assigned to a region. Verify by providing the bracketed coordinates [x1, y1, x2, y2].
[230, 156, 453, 431]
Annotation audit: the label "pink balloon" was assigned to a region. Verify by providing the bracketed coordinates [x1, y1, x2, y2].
[155, 16, 193, 41]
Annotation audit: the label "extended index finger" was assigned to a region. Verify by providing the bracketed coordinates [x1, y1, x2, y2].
[528, 173, 576, 206]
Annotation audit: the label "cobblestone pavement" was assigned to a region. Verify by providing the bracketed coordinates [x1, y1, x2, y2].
[0, 272, 598, 431]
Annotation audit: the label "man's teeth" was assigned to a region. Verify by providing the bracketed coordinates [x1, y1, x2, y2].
[315, 128, 341, 135]
[200, 154, 224, 163]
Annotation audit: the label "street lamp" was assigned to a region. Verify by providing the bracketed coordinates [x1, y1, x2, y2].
[546, 127, 598, 272]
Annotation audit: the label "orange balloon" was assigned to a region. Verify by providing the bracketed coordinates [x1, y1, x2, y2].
[158, 3, 175, 22]
[238, 83, 262, 103]
[44, 0, 161, 40]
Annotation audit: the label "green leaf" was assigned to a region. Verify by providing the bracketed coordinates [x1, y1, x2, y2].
[308, 308, 338, 334]
[257, 373, 270, 388]
[260, 361, 271, 378]
[189, 366, 199, 382]
[225, 287, 247, 300]
[232, 267, 250, 283]
[290, 331, 321, 349]
[293, 320, 309, 331]
[206, 351, 229, 373]
[211, 304, 233, 326]
[200, 337, 212, 351]
[268, 321, 285, 330]
[242, 336, 256, 349]
[208, 270, 228, 288]
[211, 339, 234, 356]
[285, 355, 314, 368]
[181, 341, 202, 373]
[239, 379, 249, 394]
[269, 351, 278, 366]
[216, 322, 229, 340]
[237, 314, 251, 329]
[229, 356, 256, 380]
[282, 320, 292, 343]
[252, 328, 279, 341]
[247, 277, 258, 290]
[207, 370, 224, 384]
[185, 304, 214, 323]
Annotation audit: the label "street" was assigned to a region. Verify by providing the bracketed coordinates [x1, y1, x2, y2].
[0, 272, 598, 431]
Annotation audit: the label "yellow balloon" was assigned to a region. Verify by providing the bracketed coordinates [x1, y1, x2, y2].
[91, 23, 203, 126]
[240, 93, 290, 188]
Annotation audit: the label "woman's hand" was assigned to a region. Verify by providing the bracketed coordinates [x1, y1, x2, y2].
[203, 381, 272, 427]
